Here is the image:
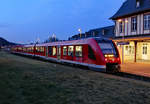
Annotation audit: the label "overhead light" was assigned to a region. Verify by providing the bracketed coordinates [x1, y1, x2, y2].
[125, 20, 128, 23]
[118, 19, 122, 22]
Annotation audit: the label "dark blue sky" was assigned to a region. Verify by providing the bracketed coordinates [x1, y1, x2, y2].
[0, 0, 124, 43]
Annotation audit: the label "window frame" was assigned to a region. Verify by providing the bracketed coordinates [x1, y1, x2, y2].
[36, 46, 44, 53]
[63, 46, 67, 56]
[68, 46, 74, 56]
[131, 16, 137, 32]
[144, 14, 150, 30]
[125, 45, 135, 55]
[143, 44, 147, 55]
[75, 45, 83, 57]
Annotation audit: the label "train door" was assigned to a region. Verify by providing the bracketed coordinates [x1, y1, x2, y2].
[57, 46, 61, 60]
[45, 46, 49, 57]
[68, 46, 74, 61]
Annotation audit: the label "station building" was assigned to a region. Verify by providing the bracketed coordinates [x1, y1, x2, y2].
[69, 0, 150, 64]
[111, 0, 150, 63]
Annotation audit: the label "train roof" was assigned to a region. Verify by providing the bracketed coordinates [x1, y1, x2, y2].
[21, 37, 112, 47]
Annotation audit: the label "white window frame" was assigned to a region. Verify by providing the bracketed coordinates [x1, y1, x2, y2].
[144, 14, 150, 30]
[131, 17, 137, 32]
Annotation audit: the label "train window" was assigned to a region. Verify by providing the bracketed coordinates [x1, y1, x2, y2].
[41, 47, 44, 52]
[36, 47, 44, 53]
[68, 46, 74, 56]
[23, 47, 26, 52]
[52, 46, 56, 56]
[18, 47, 22, 51]
[48, 46, 52, 56]
[99, 42, 116, 55]
[63, 46, 67, 56]
[31, 47, 34, 52]
[27, 47, 33, 52]
[75, 46, 82, 57]
[88, 46, 96, 60]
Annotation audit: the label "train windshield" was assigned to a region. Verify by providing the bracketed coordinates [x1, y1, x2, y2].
[98, 41, 117, 56]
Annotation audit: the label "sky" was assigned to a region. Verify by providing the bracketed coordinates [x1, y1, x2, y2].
[0, 0, 125, 43]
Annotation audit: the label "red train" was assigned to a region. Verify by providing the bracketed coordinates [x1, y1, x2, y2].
[11, 38, 121, 72]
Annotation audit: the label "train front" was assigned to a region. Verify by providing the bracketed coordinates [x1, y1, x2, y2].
[97, 39, 121, 73]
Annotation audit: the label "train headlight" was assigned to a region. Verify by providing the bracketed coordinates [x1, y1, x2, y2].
[104, 54, 114, 58]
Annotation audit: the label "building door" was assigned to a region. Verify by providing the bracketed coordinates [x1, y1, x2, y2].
[142, 43, 148, 60]
[57, 46, 61, 60]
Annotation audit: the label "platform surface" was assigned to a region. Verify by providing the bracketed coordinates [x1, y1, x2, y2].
[121, 62, 150, 77]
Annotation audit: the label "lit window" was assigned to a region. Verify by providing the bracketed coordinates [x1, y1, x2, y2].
[131, 17, 137, 32]
[63, 46, 67, 56]
[23, 48, 26, 52]
[144, 14, 150, 30]
[68, 46, 74, 56]
[125, 46, 135, 55]
[52, 46, 56, 56]
[36, 47, 44, 53]
[18, 47, 22, 51]
[75, 46, 82, 57]
[143, 44, 147, 55]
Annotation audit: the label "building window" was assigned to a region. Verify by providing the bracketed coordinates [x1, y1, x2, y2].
[144, 14, 150, 30]
[75, 46, 82, 57]
[131, 17, 137, 32]
[143, 44, 147, 55]
[63, 46, 67, 56]
[52, 46, 56, 56]
[68, 46, 74, 56]
[125, 46, 135, 55]
[119, 21, 124, 33]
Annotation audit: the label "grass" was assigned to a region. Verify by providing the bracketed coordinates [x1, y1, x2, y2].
[0, 51, 150, 104]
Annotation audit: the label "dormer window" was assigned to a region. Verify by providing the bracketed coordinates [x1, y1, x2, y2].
[136, 0, 140, 7]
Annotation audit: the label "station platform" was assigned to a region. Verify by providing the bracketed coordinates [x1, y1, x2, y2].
[121, 63, 150, 77]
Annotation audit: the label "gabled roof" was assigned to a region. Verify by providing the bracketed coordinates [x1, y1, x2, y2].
[111, 0, 150, 20]
[69, 25, 115, 40]
[88, 25, 115, 39]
